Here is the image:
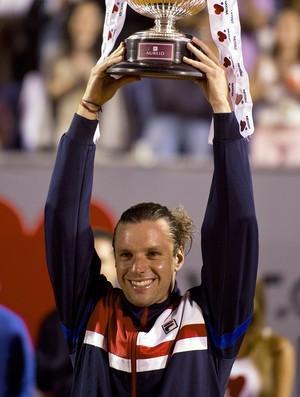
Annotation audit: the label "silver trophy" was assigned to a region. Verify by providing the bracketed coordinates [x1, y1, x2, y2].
[107, 0, 207, 79]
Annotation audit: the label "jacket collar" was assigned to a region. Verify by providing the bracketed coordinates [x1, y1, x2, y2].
[120, 283, 182, 331]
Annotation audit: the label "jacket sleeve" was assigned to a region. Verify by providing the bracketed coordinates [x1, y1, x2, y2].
[200, 112, 259, 358]
[44, 114, 105, 352]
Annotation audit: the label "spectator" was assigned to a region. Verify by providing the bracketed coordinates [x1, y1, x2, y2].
[250, 7, 300, 167]
[238, 0, 277, 75]
[0, 0, 52, 151]
[43, 0, 104, 147]
[0, 304, 36, 397]
[226, 278, 295, 397]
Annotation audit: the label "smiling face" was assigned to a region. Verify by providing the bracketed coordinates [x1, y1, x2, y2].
[114, 220, 184, 307]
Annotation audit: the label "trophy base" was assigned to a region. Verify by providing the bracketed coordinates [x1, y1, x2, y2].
[107, 60, 204, 80]
[107, 34, 205, 80]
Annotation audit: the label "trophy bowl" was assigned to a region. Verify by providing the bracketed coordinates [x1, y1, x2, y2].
[107, 0, 207, 79]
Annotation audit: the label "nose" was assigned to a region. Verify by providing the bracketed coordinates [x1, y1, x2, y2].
[131, 255, 147, 274]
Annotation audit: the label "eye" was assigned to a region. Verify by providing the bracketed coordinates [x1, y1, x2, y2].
[147, 251, 160, 258]
[119, 252, 132, 260]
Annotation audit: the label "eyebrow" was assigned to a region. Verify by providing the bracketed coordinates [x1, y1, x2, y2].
[146, 246, 162, 251]
[117, 248, 131, 253]
[117, 245, 163, 253]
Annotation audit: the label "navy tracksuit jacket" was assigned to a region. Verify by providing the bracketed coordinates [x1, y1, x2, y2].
[44, 112, 259, 396]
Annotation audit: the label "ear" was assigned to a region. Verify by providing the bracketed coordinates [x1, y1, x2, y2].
[174, 250, 184, 272]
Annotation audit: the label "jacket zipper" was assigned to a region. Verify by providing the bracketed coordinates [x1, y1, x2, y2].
[130, 331, 138, 397]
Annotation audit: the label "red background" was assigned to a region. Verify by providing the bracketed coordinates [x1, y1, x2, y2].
[0, 198, 115, 345]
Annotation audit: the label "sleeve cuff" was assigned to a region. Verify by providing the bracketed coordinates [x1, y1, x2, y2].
[66, 114, 99, 145]
[213, 112, 241, 141]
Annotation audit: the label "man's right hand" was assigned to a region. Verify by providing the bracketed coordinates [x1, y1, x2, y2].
[77, 43, 140, 119]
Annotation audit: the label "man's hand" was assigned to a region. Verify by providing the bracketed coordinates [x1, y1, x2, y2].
[183, 37, 232, 114]
[77, 43, 140, 119]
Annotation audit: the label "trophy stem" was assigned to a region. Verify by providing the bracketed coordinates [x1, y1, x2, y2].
[153, 18, 177, 34]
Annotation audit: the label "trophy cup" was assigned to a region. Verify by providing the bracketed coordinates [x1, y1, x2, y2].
[107, 0, 207, 79]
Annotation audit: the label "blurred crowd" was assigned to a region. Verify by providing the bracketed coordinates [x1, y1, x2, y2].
[1, 0, 300, 167]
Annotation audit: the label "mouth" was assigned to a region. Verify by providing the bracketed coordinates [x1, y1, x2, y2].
[129, 279, 155, 289]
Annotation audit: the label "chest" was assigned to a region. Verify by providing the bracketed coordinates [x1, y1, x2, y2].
[84, 292, 208, 374]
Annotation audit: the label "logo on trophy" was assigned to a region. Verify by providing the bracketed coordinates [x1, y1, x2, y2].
[107, 0, 207, 79]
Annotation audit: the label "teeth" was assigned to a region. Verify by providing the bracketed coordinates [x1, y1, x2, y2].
[131, 280, 153, 288]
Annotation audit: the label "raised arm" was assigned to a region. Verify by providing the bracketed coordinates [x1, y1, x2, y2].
[201, 115, 258, 358]
[184, 38, 259, 358]
[44, 44, 139, 350]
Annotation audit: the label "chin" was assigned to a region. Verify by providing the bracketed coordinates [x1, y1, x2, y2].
[127, 294, 156, 308]
[129, 298, 151, 308]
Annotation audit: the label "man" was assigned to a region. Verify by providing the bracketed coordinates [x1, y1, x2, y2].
[44, 38, 259, 396]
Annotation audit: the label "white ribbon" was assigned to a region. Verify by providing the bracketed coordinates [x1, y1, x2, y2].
[99, 0, 128, 62]
[94, 0, 128, 143]
[207, 0, 254, 139]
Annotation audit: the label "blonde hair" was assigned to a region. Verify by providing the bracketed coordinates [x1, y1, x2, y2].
[113, 202, 195, 256]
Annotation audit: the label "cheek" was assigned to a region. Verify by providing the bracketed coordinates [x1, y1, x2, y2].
[115, 262, 132, 282]
[115, 263, 124, 274]
[116, 268, 124, 287]
[115, 264, 123, 279]
[158, 261, 177, 279]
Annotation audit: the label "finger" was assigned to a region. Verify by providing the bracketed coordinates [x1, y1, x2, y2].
[192, 37, 218, 61]
[96, 43, 125, 66]
[104, 53, 124, 68]
[95, 53, 124, 74]
[183, 55, 209, 74]
[111, 42, 125, 56]
[188, 39, 223, 71]
[186, 43, 218, 70]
